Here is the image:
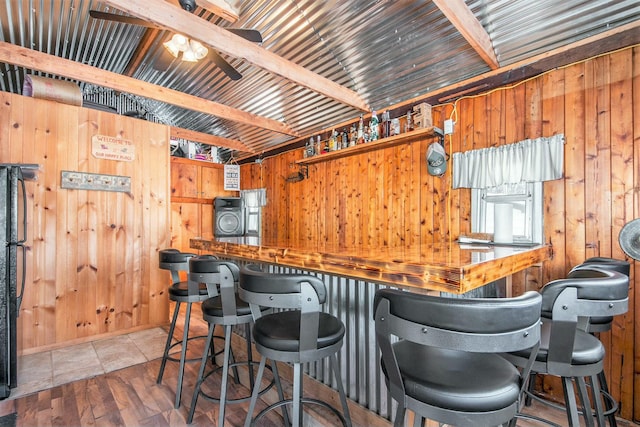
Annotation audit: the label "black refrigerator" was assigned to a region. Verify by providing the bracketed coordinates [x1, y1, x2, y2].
[0, 164, 35, 399]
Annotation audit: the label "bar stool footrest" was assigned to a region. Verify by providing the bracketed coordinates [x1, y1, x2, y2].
[251, 397, 349, 427]
[164, 334, 214, 364]
[198, 360, 274, 404]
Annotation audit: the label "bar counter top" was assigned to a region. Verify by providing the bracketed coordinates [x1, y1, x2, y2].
[190, 237, 552, 294]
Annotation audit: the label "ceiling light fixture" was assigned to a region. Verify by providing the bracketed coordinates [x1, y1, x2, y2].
[163, 34, 208, 62]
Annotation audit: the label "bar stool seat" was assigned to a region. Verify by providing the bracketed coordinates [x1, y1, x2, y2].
[187, 256, 274, 427]
[252, 310, 345, 353]
[157, 249, 215, 409]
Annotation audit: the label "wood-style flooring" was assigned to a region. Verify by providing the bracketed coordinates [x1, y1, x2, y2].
[0, 305, 635, 426]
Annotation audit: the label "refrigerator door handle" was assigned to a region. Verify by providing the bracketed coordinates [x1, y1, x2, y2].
[17, 173, 26, 245]
[15, 243, 25, 313]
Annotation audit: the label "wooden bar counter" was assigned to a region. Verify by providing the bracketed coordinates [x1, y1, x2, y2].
[190, 236, 552, 294]
[190, 236, 552, 424]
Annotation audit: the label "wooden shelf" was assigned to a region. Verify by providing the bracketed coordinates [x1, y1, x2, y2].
[295, 126, 443, 165]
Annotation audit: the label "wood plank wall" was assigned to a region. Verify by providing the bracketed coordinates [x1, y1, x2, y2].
[0, 92, 171, 354]
[240, 46, 640, 422]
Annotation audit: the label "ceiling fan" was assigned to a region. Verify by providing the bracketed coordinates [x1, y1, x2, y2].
[89, 3, 262, 80]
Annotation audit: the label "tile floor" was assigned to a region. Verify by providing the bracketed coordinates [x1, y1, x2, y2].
[11, 327, 169, 399]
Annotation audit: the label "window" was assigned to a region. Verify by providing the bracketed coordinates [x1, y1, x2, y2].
[240, 188, 266, 237]
[244, 206, 261, 236]
[471, 182, 543, 244]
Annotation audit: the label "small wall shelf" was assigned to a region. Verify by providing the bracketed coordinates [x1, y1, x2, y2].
[295, 126, 443, 165]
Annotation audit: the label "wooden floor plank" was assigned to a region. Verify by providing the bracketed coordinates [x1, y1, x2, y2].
[5, 321, 638, 427]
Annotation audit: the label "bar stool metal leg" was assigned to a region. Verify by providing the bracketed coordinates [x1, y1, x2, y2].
[157, 300, 181, 385]
[174, 301, 193, 408]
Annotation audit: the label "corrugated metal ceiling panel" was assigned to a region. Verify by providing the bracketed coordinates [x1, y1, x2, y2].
[0, 0, 638, 159]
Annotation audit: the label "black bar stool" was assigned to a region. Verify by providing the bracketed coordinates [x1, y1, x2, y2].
[157, 249, 214, 408]
[239, 264, 352, 427]
[374, 288, 542, 427]
[186, 256, 274, 426]
[504, 266, 629, 427]
[569, 257, 630, 427]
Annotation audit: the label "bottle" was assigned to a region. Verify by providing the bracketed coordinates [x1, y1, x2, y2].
[328, 129, 336, 151]
[369, 111, 379, 141]
[382, 110, 390, 138]
[357, 114, 364, 144]
[405, 110, 414, 133]
[349, 124, 357, 147]
[341, 128, 348, 148]
[316, 135, 322, 155]
[308, 136, 315, 156]
[333, 129, 340, 150]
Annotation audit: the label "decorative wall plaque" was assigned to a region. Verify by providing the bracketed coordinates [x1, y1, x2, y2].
[224, 164, 240, 191]
[61, 171, 131, 192]
[91, 134, 135, 161]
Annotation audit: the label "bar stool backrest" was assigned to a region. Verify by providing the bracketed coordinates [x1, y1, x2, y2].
[539, 268, 629, 370]
[374, 289, 542, 354]
[239, 263, 326, 353]
[568, 258, 630, 332]
[578, 257, 630, 276]
[188, 255, 239, 318]
[374, 289, 542, 427]
[159, 249, 196, 284]
[541, 268, 629, 319]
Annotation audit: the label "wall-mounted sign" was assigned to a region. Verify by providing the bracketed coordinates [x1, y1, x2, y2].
[61, 171, 131, 193]
[92, 135, 135, 162]
[224, 164, 240, 191]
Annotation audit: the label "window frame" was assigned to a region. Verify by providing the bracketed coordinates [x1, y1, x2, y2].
[471, 182, 543, 245]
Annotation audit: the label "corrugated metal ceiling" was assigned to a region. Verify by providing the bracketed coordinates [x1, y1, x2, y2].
[0, 0, 638, 160]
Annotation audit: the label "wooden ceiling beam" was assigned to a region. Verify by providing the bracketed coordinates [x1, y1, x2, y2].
[197, 0, 239, 22]
[432, 0, 499, 70]
[170, 127, 249, 151]
[102, 0, 371, 112]
[165, 0, 239, 23]
[0, 42, 295, 141]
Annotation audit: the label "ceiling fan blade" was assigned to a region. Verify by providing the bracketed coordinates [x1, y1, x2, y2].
[227, 29, 263, 43]
[209, 51, 242, 80]
[89, 10, 161, 29]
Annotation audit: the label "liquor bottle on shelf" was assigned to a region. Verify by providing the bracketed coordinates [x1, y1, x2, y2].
[382, 110, 390, 138]
[405, 110, 414, 133]
[328, 129, 336, 151]
[341, 128, 348, 149]
[349, 124, 357, 147]
[307, 136, 315, 156]
[370, 111, 379, 141]
[316, 135, 322, 155]
[357, 114, 364, 144]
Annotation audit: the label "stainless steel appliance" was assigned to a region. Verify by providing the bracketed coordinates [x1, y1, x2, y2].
[214, 197, 244, 237]
[0, 164, 35, 399]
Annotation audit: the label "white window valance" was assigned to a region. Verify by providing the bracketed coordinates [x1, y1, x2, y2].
[452, 134, 565, 189]
[240, 188, 267, 207]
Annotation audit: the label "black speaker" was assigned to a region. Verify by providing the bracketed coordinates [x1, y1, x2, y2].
[214, 197, 244, 237]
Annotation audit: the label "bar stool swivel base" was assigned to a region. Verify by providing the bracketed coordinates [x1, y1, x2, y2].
[522, 380, 618, 427]
[245, 353, 351, 427]
[187, 323, 276, 424]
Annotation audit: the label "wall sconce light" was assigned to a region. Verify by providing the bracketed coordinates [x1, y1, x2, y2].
[163, 34, 208, 62]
